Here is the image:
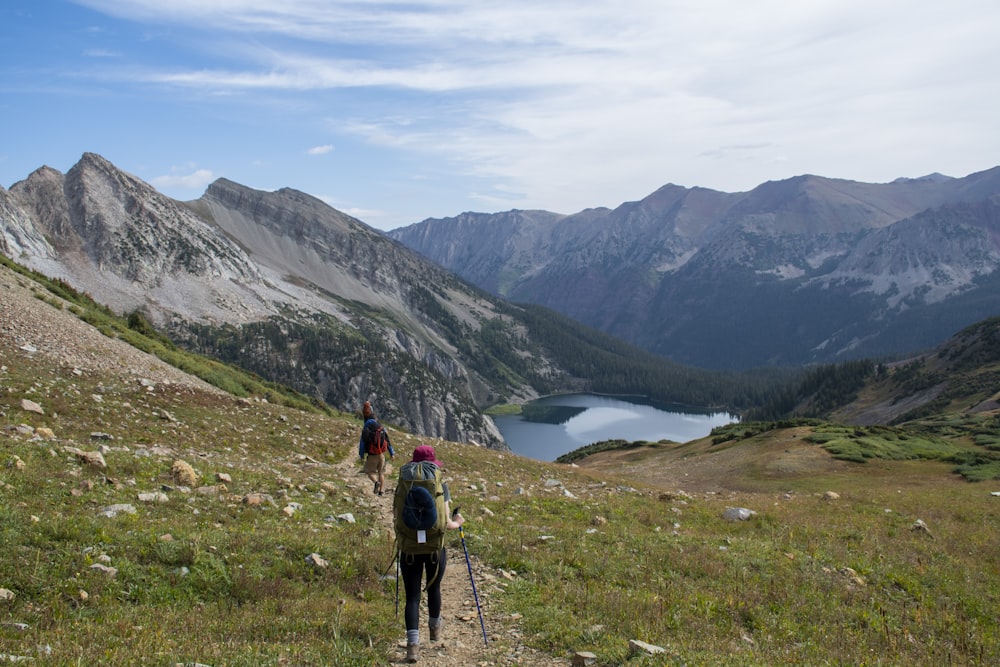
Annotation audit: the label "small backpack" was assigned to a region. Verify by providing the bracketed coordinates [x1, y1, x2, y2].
[394, 461, 447, 555]
[362, 419, 388, 455]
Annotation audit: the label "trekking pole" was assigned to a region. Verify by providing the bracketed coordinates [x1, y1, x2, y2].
[394, 550, 400, 619]
[378, 542, 400, 619]
[454, 507, 488, 647]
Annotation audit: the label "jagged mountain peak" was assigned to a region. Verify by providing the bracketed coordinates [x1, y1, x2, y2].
[392, 164, 1000, 369]
[6, 153, 274, 322]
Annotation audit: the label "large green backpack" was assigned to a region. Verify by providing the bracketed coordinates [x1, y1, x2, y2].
[394, 461, 447, 555]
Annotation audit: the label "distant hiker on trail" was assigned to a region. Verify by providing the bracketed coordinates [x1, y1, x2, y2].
[394, 444, 464, 664]
[358, 402, 394, 495]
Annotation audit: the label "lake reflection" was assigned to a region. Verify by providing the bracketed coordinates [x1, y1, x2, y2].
[493, 394, 736, 462]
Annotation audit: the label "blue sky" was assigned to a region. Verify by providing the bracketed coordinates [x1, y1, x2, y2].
[2, 1, 999, 231]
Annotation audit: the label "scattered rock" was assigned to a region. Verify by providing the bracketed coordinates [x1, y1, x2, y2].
[20, 399, 43, 415]
[628, 639, 666, 656]
[89, 563, 118, 577]
[137, 492, 169, 504]
[71, 449, 107, 470]
[1, 622, 29, 632]
[572, 651, 598, 666]
[911, 519, 934, 539]
[243, 493, 274, 507]
[99, 504, 136, 518]
[0, 588, 15, 602]
[837, 567, 866, 587]
[171, 459, 199, 487]
[306, 553, 329, 569]
[823, 491, 840, 501]
[722, 507, 757, 521]
[336, 513, 356, 524]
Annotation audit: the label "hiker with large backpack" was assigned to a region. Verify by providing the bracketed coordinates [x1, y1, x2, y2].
[357, 401, 395, 496]
[394, 444, 464, 664]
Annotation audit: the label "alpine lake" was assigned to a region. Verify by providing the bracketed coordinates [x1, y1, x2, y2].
[492, 393, 738, 462]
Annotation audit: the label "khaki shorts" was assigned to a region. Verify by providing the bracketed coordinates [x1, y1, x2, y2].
[363, 452, 385, 475]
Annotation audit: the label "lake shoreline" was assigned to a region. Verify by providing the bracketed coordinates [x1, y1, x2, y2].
[493, 393, 737, 462]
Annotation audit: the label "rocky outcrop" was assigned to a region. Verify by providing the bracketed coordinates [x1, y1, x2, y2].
[6, 154, 279, 323]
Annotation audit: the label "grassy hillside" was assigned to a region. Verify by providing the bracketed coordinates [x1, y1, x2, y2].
[2, 265, 999, 665]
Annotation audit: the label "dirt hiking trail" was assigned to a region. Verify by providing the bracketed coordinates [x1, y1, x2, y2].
[334, 451, 565, 667]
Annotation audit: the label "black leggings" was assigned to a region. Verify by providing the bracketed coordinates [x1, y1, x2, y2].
[400, 548, 447, 631]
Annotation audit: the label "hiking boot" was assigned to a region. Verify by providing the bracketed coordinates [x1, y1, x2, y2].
[373, 481, 381, 495]
[429, 619, 444, 641]
[406, 643, 419, 663]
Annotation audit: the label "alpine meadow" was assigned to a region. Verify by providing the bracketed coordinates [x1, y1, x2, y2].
[2, 153, 1000, 666]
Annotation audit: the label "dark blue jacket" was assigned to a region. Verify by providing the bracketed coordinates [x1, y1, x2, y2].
[358, 418, 395, 458]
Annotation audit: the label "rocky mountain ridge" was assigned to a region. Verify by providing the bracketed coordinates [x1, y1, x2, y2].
[0, 153, 594, 448]
[391, 169, 1000, 369]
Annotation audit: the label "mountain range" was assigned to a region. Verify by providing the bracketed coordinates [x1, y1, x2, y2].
[1, 153, 736, 449]
[5, 152, 1000, 448]
[389, 168, 1000, 369]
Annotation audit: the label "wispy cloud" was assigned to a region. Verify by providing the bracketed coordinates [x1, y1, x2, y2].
[307, 144, 333, 155]
[151, 168, 215, 191]
[41, 1, 1000, 223]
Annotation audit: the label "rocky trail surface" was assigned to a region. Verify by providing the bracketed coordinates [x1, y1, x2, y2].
[333, 453, 564, 666]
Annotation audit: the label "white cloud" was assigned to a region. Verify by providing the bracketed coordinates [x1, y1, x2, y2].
[66, 0, 1000, 218]
[307, 144, 333, 155]
[151, 168, 215, 191]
